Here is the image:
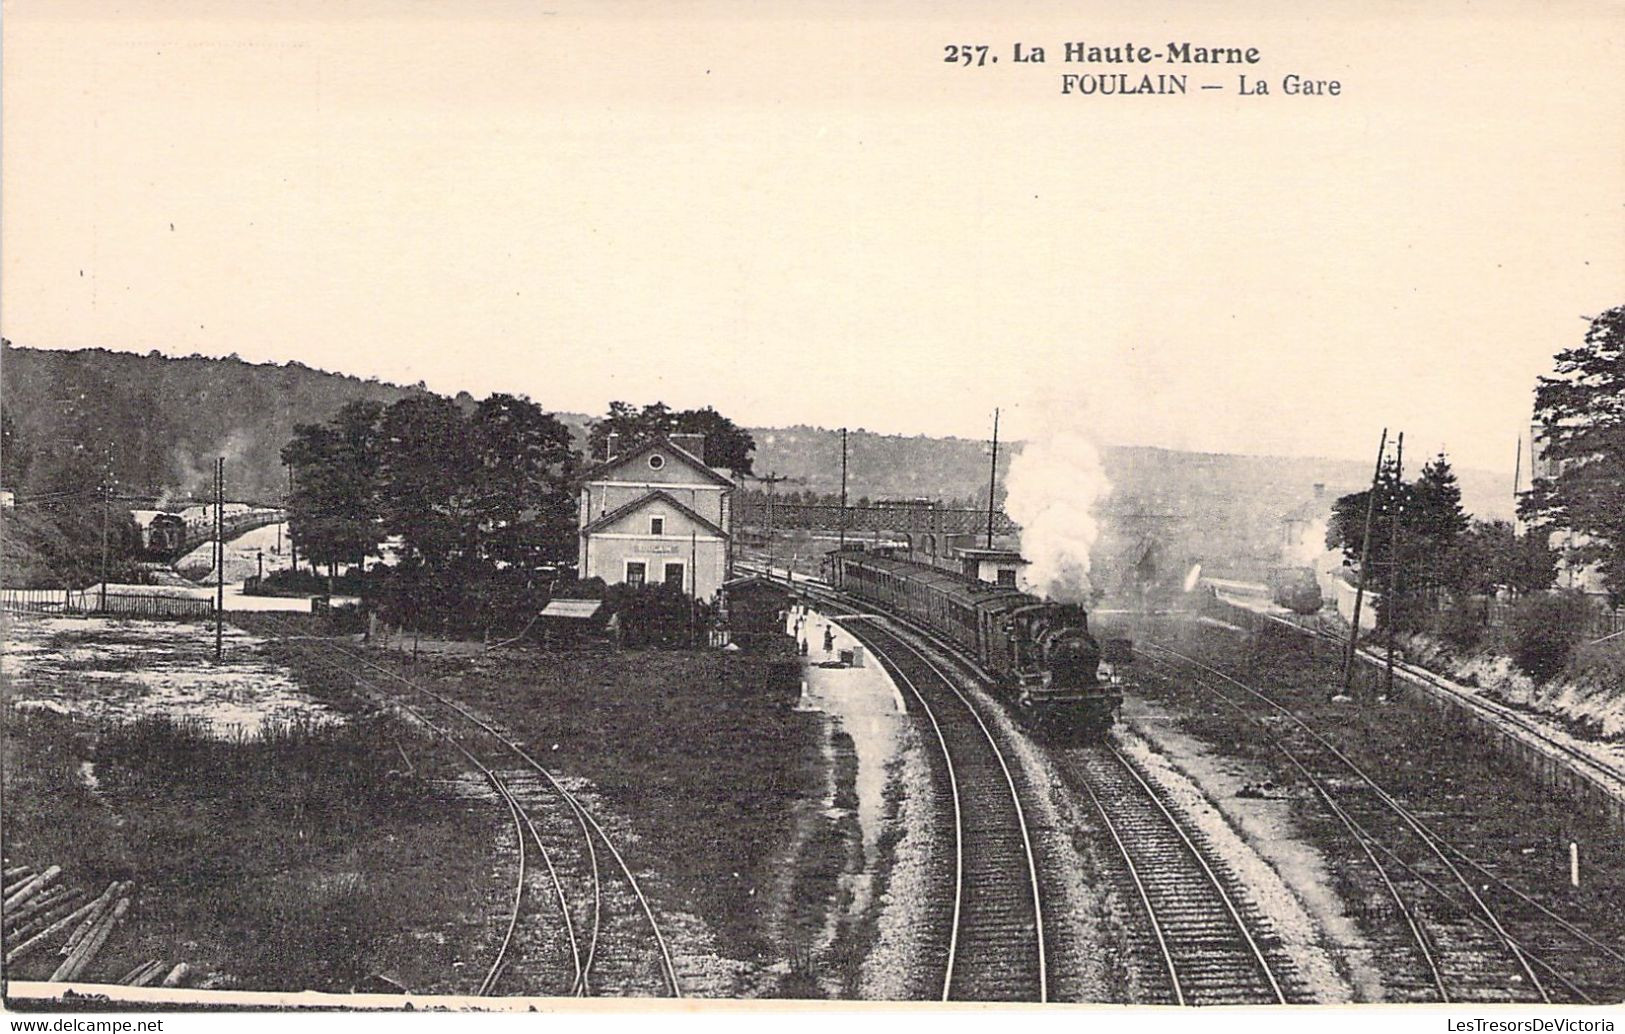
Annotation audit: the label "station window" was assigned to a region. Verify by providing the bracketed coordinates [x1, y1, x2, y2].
[996, 568, 1017, 587]
[648, 454, 666, 470]
[650, 516, 665, 535]
[626, 561, 647, 588]
[664, 562, 685, 589]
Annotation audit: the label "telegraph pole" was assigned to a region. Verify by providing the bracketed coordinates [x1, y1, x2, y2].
[214, 457, 224, 663]
[1341, 428, 1388, 698]
[287, 465, 297, 571]
[1512, 436, 1523, 534]
[757, 471, 789, 578]
[838, 428, 849, 552]
[1384, 432, 1405, 701]
[986, 407, 1000, 549]
[99, 474, 111, 613]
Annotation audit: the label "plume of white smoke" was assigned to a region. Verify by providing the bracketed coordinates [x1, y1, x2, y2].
[1286, 517, 1330, 566]
[163, 430, 257, 508]
[1003, 408, 1112, 602]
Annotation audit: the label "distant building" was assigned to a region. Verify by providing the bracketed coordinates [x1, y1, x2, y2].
[1279, 483, 1328, 555]
[577, 434, 734, 600]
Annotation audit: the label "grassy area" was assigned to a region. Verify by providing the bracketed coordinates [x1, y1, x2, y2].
[7, 607, 827, 996]
[1, 706, 505, 994]
[304, 636, 828, 975]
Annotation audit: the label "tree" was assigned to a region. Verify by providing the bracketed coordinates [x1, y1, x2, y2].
[1411, 454, 1469, 551]
[671, 406, 756, 476]
[279, 400, 386, 576]
[377, 395, 475, 568]
[1448, 520, 1558, 598]
[1, 410, 31, 489]
[586, 401, 756, 475]
[1326, 451, 1472, 630]
[1520, 305, 1625, 603]
[467, 393, 579, 567]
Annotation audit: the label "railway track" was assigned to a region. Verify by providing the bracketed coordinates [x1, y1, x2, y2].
[1060, 744, 1291, 1005]
[783, 567, 1304, 1005]
[852, 606, 1299, 1006]
[1140, 640, 1619, 1003]
[1236, 598, 1625, 817]
[257, 616, 681, 999]
[837, 616, 1048, 1003]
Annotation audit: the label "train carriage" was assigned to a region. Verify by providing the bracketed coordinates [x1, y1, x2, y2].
[825, 549, 1124, 738]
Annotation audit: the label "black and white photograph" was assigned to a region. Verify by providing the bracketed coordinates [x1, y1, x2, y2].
[1, 0, 1623, 1024]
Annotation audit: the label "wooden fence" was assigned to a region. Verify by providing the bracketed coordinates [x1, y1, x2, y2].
[0, 588, 214, 619]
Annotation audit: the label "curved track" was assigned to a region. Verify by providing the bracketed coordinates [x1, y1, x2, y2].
[776, 567, 1308, 1006]
[839, 616, 1048, 1002]
[258, 616, 681, 998]
[1141, 640, 1610, 1003]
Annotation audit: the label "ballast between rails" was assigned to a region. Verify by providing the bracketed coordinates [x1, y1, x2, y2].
[1066, 745, 1289, 1005]
[1140, 641, 1603, 1004]
[840, 617, 1048, 1003]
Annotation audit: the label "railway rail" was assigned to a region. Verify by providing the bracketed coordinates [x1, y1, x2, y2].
[773, 565, 1307, 1005]
[838, 616, 1048, 1002]
[1220, 594, 1625, 817]
[1060, 744, 1290, 1005]
[257, 615, 681, 999]
[1140, 640, 1620, 1004]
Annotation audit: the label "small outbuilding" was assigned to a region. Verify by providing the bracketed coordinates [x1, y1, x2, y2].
[954, 546, 1029, 588]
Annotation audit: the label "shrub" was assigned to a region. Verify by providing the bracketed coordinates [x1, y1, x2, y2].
[1438, 597, 1488, 652]
[1507, 591, 1594, 682]
[605, 582, 712, 648]
[1569, 637, 1625, 694]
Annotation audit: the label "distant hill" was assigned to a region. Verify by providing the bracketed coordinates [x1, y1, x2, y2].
[2, 344, 1512, 575]
[748, 425, 1514, 571]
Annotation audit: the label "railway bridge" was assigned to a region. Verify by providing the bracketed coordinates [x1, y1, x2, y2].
[735, 498, 1017, 537]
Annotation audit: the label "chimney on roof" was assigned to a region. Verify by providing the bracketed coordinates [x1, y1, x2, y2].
[669, 433, 706, 460]
[1313, 482, 1326, 499]
[605, 433, 621, 461]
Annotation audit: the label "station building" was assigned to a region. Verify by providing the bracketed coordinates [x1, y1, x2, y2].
[576, 434, 734, 600]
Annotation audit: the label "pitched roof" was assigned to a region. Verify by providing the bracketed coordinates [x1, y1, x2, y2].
[540, 599, 604, 620]
[580, 488, 728, 539]
[577, 436, 734, 488]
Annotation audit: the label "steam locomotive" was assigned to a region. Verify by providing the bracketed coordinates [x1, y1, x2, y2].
[824, 549, 1125, 738]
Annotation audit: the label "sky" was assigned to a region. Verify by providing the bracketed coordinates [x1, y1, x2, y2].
[3, 0, 1622, 477]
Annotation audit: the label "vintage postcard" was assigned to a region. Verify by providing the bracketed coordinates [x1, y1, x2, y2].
[2, 0, 1622, 1026]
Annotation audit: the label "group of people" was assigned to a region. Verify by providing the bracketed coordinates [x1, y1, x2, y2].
[784, 602, 836, 657]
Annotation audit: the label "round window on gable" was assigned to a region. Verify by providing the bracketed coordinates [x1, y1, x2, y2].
[648, 454, 665, 471]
